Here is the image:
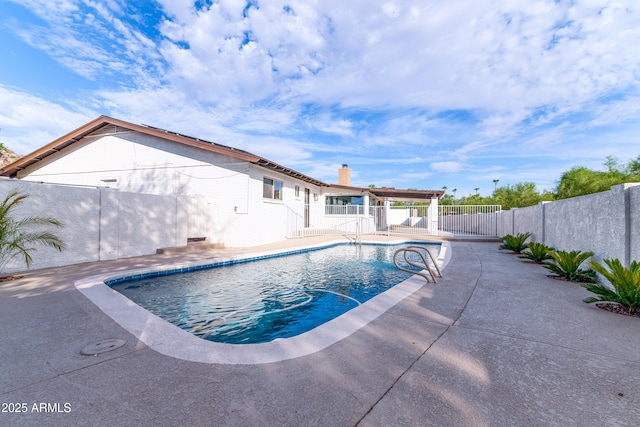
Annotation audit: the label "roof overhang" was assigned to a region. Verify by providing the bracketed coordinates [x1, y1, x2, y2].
[327, 184, 443, 201]
[0, 116, 327, 187]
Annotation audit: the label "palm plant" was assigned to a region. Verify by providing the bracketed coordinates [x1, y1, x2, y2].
[0, 190, 65, 273]
[582, 259, 640, 314]
[519, 242, 554, 263]
[543, 249, 596, 282]
[499, 232, 532, 254]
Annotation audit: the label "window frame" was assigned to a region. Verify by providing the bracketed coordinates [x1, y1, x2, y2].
[263, 176, 284, 201]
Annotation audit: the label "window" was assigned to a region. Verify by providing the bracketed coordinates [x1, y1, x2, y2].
[263, 177, 283, 201]
[325, 195, 364, 206]
[325, 195, 371, 214]
[295, 185, 300, 198]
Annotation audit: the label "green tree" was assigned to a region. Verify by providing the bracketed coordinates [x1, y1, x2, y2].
[439, 194, 454, 205]
[0, 190, 66, 273]
[555, 155, 640, 199]
[555, 166, 631, 199]
[626, 155, 640, 175]
[492, 182, 552, 209]
[604, 155, 621, 173]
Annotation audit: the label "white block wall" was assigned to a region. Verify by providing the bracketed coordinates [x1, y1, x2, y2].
[0, 180, 190, 274]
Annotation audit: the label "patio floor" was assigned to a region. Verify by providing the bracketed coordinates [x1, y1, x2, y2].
[1, 237, 639, 426]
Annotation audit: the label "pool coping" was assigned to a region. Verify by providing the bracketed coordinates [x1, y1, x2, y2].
[74, 239, 451, 365]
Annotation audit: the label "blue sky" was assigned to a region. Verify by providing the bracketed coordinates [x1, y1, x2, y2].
[1, 1, 639, 197]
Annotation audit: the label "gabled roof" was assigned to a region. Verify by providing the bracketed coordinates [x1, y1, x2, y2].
[0, 115, 443, 199]
[0, 115, 327, 187]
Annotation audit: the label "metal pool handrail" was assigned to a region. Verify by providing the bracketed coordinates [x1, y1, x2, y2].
[406, 245, 442, 278]
[393, 248, 438, 283]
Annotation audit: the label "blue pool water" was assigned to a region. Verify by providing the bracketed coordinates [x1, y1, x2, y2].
[109, 242, 440, 344]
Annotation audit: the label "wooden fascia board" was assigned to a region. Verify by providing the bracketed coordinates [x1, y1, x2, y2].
[371, 189, 444, 199]
[324, 184, 444, 200]
[0, 117, 111, 177]
[254, 159, 326, 187]
[0, 115, 262, 177]
[0, 115, 326, 188]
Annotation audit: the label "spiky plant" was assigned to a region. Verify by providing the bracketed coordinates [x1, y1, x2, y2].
[582, 259, 640, 314]
[0, 190, 65, 273]
[499, 232, 532, 254]
[519, 242, 554, 264]
[543, 249, 596, 282]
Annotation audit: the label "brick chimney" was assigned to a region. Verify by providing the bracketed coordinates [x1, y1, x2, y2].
[338, 164, 351, 186]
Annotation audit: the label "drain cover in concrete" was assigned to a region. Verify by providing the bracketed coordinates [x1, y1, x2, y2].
[81, 339, 127, 356]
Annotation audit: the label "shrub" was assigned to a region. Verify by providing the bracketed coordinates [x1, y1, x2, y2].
[499, 232, 532, 254]
[543, 250, 596, 282]
[0, 190, 65, 274]
[519, 242, 554, 264]
[582, 259, 640, 314]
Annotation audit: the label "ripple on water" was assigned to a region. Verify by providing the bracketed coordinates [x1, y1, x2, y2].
[111, 243, 439, 344]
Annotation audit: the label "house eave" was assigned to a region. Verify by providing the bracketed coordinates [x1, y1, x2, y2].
[326, 184, 443, 201]
[254, 159, 326, 187]
[0, 116, 328, 187]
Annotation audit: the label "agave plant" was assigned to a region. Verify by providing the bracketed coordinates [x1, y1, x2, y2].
[543, 249, 596, 282]
[0, 190, 66, 273]
[519, 242, 554, 264]
[499, 232, 532, 254]
[582, 259, 640, 314]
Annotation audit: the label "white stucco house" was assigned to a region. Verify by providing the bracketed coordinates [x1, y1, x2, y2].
[0, 116, 442, 248]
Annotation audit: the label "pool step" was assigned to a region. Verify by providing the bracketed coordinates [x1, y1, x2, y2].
[156, 241, 225, 255]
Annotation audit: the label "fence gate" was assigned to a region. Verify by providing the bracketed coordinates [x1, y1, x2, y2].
[438, 205, 502, 236]
[385, 205, 432, 236]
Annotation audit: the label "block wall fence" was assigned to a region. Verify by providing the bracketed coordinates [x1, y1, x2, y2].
[0, 179, 194, 274]
[499, 183, 640, 266]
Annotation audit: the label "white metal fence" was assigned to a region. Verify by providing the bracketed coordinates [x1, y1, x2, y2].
[286, 204, 437, 238]
[286, 204, 376, 238]
[386, 205, 432, 236]
[286, 204, 503, 238]
[438, 205, 502, 236]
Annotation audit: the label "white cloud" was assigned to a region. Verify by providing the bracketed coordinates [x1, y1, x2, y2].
[96, 87, 315, 168]
[306, 113, 354, 137]
[588, 95, 640, 128]
[430, 161, 464, 173]
[0, 85, 95, 154]
[11, 1, 640, 133]
[400, 171, 433, 180]
[299, 162, 347, 184]
[7, 0, 164, 84]
[3, 0, 640, 194]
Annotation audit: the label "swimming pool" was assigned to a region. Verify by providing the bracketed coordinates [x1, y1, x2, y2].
[108, 242, 440, 344]
[75, 238, 450, 364]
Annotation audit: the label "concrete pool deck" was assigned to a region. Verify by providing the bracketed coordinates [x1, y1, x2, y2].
[1, 237, 639, 426]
